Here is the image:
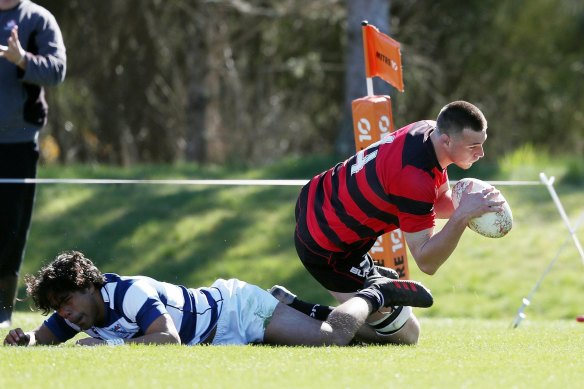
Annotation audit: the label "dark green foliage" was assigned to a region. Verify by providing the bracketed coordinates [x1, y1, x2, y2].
[33, 0, 584, 165]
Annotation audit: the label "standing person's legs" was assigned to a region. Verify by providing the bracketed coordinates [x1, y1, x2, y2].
[0, 142, 38, 327]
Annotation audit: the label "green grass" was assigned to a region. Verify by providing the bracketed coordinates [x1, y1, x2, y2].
[3, 152, 584, 388]
[1, 312, 582, 388]
[18, 153, 584, 322]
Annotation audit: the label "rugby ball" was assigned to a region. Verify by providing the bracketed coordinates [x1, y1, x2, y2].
[451, 178, 513, 238]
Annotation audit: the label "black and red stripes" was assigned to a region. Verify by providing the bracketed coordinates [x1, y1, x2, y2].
[298, 121, 447, 252]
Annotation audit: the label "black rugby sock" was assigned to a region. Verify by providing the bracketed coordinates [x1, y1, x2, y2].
[289, 299, 333, 321]
[354, 287, 383, 312]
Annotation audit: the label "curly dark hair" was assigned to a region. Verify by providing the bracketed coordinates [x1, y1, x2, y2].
[25, 251, 106, 315]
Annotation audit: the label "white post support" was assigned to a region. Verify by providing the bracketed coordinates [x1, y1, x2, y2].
[512, 212, 584, 328]
[539, 172, 584, 265]
[366, 77, 374, 97]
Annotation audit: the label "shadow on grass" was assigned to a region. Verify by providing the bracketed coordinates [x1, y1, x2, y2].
[19, 156, 581, 313]
[21, 180, 335, 308]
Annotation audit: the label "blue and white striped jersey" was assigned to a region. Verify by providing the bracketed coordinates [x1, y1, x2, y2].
[44, 273, 221, 344]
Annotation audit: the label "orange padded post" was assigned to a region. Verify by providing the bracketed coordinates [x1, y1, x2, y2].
[351, 95, 410, 279]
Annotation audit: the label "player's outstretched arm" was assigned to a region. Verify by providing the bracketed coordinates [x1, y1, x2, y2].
[3, 324, 62, 346]
[405, 223, 467, 275]
[76, 314, 181, 346]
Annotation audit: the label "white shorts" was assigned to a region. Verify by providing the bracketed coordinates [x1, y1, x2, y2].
[206, 278, 279, 345]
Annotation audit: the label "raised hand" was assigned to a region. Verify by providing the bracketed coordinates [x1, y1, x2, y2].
[0, 26, 27, 68]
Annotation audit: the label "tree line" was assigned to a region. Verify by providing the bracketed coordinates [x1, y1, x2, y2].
[36, 0, 584, 166]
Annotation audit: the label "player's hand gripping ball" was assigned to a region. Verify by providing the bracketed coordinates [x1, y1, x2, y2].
[452, 178, 513, 238]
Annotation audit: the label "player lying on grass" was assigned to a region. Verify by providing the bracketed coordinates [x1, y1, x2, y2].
[4, 251, 432, 347]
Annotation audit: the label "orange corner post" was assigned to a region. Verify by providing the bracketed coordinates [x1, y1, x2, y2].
[351, 22, 409, 279]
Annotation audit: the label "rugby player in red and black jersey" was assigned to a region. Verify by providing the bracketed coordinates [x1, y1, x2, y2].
[284, 101, 504, 345]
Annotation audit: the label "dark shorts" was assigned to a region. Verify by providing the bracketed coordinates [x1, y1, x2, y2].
[294, 230, 377, 293]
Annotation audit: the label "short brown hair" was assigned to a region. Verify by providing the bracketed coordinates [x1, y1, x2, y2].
[436, 101, 487, 136]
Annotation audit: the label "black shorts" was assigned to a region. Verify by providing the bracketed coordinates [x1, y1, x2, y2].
[294, 229, 377, 293]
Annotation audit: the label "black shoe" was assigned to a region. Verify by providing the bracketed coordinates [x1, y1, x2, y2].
[373, 265, 399, 280]
[364, 273, 433, 308]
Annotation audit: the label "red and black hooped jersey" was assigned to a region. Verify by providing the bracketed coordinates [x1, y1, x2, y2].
[297, 120, 448, 252]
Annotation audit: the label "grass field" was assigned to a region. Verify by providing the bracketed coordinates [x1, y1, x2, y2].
[18, 153, 584, 320]
[2, 152, 584, 388]
[1, 312, 582, 388]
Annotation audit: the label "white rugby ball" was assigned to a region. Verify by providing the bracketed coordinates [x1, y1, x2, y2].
[451, 178, 513, 238]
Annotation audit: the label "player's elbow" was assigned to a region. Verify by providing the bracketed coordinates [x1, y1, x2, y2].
[168, 333, 181, 345]
[153, 331, 181, 345]
[405, 232, 441, 275]
[418, 264, 438, 276]
[410, 248, 441, 275]
[413, 257, 439, 275]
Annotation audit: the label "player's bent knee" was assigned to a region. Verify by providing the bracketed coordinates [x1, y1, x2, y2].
[368, 306, 412, 335]
[367, 307, 420, 345]
[391, 316, 420, 345]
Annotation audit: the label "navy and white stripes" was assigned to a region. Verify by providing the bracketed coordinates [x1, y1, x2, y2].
[45, 273, 221, 344]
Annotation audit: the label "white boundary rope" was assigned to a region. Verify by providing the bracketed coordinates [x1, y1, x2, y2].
[0, 178, 310, 186]
[3, 173, 580, 326]
[0, 178, 542, 186]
